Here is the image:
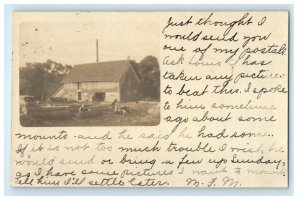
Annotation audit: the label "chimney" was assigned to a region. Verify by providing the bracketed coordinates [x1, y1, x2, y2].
[96, 39, 99, 62]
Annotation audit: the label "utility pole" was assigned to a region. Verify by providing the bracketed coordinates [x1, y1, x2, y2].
[96, 39, 99, 62]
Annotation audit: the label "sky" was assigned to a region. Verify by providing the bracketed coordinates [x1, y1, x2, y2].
[19, 20, 160, 67]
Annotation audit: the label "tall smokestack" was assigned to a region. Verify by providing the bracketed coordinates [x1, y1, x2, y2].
[96, 39, 99, 62]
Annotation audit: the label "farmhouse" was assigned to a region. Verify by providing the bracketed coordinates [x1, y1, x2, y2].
[54, 60, 141, 102]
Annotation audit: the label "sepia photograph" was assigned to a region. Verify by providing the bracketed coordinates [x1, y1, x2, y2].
[19, 19, 160, 126]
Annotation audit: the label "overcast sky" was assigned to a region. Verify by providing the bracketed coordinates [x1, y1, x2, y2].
[19, 21, 160, 67]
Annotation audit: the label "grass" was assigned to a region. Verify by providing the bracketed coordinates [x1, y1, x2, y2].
[20, 101, 160, 127]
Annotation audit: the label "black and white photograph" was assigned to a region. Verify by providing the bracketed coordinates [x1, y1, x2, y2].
[19, 19, 160, 126]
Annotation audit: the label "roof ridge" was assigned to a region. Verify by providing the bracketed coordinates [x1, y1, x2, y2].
[74, 59, 130, 67]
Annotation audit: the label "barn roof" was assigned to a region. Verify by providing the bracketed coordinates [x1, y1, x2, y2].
[62, 60, 139, 83]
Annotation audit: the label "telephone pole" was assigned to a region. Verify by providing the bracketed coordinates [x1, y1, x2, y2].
[96, 39, 99, 62]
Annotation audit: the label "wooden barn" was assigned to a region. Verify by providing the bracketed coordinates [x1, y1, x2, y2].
[54, 60, 141, 102]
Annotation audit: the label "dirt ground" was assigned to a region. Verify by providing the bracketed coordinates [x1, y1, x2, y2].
[20, 101, 160, 127]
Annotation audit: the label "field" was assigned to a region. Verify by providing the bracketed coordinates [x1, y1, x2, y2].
[20, 101, 160, 127]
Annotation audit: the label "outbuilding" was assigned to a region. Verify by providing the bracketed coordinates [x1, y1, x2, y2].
[54, 60, 141, 102]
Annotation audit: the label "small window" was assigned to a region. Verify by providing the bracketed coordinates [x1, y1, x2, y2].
[78, 91, 81, 101]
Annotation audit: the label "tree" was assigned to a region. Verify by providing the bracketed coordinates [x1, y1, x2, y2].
[19, 60, 72, 101]
[133, 56, 160, 100]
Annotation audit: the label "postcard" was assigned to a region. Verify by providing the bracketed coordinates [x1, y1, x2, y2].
[11, 11, 288, 187]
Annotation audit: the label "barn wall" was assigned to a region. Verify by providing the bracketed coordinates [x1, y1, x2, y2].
[120, 66, 140, 102]
[56, 82, 119, 102]
[80, 82, 118, 92]
[54, 83, 77, 100]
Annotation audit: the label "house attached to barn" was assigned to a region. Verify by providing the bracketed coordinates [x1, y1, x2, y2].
[54, 60, 141, 102]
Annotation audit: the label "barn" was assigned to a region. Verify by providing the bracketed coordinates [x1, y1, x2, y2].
[53, 60, 141, 102]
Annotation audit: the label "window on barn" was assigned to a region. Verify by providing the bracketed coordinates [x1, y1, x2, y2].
[78, 91, 81, 101]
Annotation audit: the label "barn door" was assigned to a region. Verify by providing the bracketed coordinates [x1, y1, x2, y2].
[93, 92, 105, 102]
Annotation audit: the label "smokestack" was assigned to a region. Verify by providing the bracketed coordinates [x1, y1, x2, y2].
[96, 39, 99, 62]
